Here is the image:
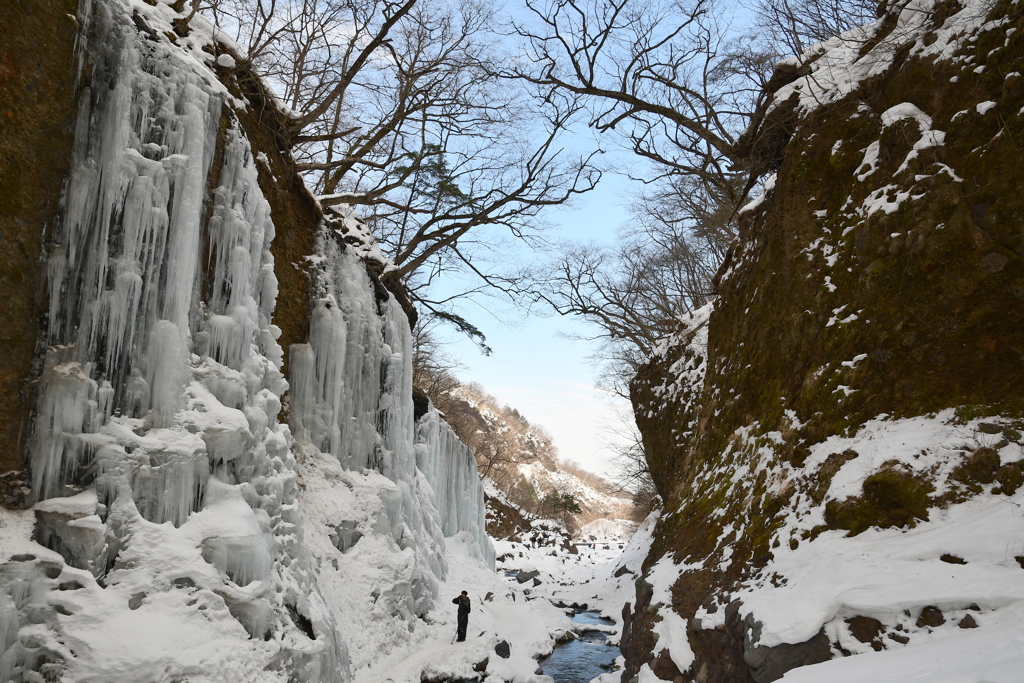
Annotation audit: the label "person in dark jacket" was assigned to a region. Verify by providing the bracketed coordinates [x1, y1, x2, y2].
[452, 591, 470, 642]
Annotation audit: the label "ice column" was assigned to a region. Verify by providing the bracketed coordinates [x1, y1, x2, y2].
[414, 409, 495, 567]
[33, 0, 220, 498]
[290, 226, 496, 612]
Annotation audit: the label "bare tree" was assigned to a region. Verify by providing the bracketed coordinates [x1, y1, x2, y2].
[501, 0, 767, 377]
[191, 0, 601, 340]
[506, 0, 772, 194]
[747, 0, 878, 58]
[516, 0, 865, 394]
[535, 170, 737, 397]
[411, 318, 467, 396]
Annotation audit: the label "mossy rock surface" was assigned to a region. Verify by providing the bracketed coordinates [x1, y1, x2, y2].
[824, 466, 934, 536]
[627, 1, 1024, 680]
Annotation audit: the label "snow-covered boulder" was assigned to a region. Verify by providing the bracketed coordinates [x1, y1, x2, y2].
[516, 565, 541, 584]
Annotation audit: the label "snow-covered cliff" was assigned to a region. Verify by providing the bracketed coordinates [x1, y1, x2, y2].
[626, 0, 1024, 681]
[0, 1, 492, 681]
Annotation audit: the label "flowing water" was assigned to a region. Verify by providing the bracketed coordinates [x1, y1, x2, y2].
[540, 611, 620, 683]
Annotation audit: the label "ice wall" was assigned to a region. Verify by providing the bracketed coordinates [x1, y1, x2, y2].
[5, 0, 347, 680]
[1, 0, 493, 678]
[289, 225, 495, 621]
[414, 410, 495, 567]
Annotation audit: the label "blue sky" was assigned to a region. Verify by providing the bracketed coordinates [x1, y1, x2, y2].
[434, 168, 641, 480]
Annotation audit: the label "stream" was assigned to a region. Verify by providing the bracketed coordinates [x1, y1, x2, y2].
[539, 611, 620, 683]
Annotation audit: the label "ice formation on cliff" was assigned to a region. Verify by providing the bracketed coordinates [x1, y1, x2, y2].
[288, 228, 495, 625]
[0, 0, 492, 680]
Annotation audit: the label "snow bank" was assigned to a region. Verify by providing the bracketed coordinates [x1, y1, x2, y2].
[665, 411, 1024, 681]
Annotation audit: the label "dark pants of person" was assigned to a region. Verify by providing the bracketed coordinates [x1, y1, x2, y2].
[456, 612, 468, 641]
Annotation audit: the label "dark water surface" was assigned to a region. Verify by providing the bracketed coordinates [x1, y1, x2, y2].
[539, 611, 620, 683]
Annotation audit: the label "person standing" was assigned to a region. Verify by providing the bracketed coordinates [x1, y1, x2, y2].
[452, 591, 471, 642]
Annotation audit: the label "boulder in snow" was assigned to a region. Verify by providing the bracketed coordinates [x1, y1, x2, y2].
[515, 566, 539, 584]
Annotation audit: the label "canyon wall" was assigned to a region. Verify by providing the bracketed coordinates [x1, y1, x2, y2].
[625, 0, 1024, 681]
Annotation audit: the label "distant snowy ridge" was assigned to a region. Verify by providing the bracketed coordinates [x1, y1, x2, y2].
[446, 385, 633, 528]
[576, 518, 639, 544]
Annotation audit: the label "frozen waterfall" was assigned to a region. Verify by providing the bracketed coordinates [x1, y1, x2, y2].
[0, 0, 494, 680]
[415, 410, 495, 568]
[289, 224, 495, 619]
[8, 0, 342, 679]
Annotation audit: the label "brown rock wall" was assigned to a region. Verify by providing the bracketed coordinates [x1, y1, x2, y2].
[0, 0, 80, 493]
[627, 0, 1024, 680]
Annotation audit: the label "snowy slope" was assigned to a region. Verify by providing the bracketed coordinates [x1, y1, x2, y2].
[446, 386, 634, 527]
[516, 462, 633, 524]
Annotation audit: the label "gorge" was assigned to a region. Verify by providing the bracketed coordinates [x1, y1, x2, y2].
[1, 0, 1023, 681]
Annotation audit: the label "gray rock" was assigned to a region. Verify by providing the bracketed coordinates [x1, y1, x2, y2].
[744, 617, 832, 683]
[495, 640, 511, 659]
[516, 568, 540, 584]
[532, 577, 542, 587]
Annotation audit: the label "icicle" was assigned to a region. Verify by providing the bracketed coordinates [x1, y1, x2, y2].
[31, 349, 99, 499]
[414, 406, 495, 568]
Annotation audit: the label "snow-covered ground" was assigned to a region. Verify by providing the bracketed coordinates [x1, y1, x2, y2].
[575, 518, 639, 545]
[348, 533, 578, 683]
[492, 511, 659, 640]
[301, 494, 646, 683]
[762, 489, 1024, 683]
[633, 410, 1024, 682]
[0, 498, 614, 683]
[327, 509, 659, 683]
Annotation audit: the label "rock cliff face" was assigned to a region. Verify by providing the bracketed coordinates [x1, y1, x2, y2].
[626, 0, 1024, 681]
[0, 0, 80, 504]
[0, 1, 491, 680]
